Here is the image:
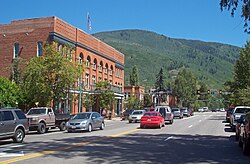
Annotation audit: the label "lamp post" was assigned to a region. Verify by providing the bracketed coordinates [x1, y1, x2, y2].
[78, 81, 83, 113]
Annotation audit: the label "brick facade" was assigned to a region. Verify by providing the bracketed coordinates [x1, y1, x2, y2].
[0, 16, 124, 115]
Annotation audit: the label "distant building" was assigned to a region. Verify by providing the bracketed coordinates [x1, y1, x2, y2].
[124, 86, 145, 101]
[0, 16, 124, 115]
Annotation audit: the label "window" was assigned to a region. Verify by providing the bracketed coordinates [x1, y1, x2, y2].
[69, 50, 73, 62]
[85, 74, 89, 88]
[14, 43, 19, 58]
[2, 111, 14, 121]
[98, 77, 102, 82]
[79, 53, 83, 65]
[92, 75, 96, 85]
[104, 64, 108, 74]
[93, 59, 97, 70]
[57, 43, 61, 52]
[99, 61, 103, 72]
[14, 110, 27, 119]
[86, 56, 91, 68]
[37, 41, 43, 57]
[110, 66, 113, 75]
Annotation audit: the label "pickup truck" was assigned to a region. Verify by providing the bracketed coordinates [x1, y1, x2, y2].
[26, 107, 70, 134]
[230, 106, 250, 130]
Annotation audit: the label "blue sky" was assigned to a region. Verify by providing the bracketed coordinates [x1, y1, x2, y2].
[1, 0, 249, 47]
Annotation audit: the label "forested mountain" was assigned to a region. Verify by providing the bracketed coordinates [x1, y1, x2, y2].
[93, 30, 240, 88]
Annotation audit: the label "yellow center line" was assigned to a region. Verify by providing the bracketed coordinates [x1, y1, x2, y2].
[0, 128, 140, 164]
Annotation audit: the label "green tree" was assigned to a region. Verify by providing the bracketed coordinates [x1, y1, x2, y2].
[155, 68, 166, 92]
[94, 81, 115, 112]
[173, 68, 197, 107]
[10, 57, 25, 85]
[227, 42, 250, 104]
[143, 94, 152, 107]
[125, 96, 140, 109]
[220, 0, 250, 33]
[0, 77, 20, 107]
[129, 65, 139, 86]
[21, 43, 82, 109]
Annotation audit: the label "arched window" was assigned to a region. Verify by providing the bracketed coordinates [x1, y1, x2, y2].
[110, 65, 113, 75]
[99, 61, 103, 72]
[86, 56, 91, 67]
[79, 53, 83, 64]
[93, 58, 97, 70]
[104, 63, 108, 73]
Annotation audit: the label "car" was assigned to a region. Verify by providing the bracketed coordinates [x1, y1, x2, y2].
[121, 109, 134, 120]
[230, 106, 250, 130]
[239, 112, 250, 155]
[226, 107, 234, 123]
[140, 111, 165, 129]
[0, 108, 29, 143]
[180, 107, 190, 117]
[198, 108, 204, 112]
[235, 114, 246, 141]
[172, 108, 183, 119]
[66, 112, 104, 132]
[128, 110, 145, 123]
[155, 106, 173, 124]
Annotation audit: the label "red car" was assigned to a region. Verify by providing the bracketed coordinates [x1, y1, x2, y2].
[140, 111, 165, 129]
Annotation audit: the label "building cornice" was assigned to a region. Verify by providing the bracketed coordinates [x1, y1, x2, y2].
[49, 32, 125, 70]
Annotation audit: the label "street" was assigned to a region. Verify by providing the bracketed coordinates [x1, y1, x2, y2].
[0, 112, 249, 164]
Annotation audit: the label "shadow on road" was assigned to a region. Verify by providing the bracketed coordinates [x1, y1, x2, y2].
[3, 132, 250, 163]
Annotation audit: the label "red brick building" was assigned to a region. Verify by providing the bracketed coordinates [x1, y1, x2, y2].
[0, 16, 124, 115]
[124, 86, 145, 101]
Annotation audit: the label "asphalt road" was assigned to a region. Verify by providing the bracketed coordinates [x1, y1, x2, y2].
[0, 112, 249, 164]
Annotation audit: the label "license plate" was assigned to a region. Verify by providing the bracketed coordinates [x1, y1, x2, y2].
[71, 126, 76, 129]
[147, 119, 151, 121]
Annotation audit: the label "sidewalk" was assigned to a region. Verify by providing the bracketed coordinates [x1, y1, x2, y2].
[104, 117, 122, 122]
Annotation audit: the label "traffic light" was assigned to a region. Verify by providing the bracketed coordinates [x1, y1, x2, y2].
[197, 90, 200, 95]
[219, 90, 222, 94]
[207, 90, 210, 94]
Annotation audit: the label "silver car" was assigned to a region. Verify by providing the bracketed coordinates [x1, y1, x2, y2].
[172, 108, 183, 119]
[66, 112, 104, 132]
[155, 106, 174, 124]
[128, 110, 145, 123]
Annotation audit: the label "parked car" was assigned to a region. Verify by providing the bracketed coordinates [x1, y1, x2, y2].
[230, 106, 250, 130]
[0, 108, 29, 143]
[66, 112, 104, 132]
[140, 111, 165, 129]
[128, 110, 145, 123]
[235, 114, 246, 141]
[198, 108, 204, 112]
[226, 107, 234, 123]
[172, 108, 183, 119]
[121, 109, 134, 120]
[26, 107, 70, 134]
[239, 112, 250, 155]
[155, 106, 173, 124]
[180, 107, 190, 117]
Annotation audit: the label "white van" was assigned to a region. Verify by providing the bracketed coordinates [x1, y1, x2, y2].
[155, 106, 173, 124]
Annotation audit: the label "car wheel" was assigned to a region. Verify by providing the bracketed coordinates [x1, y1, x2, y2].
[13, 128, 25, 143]
[170, 120, 173, 124]
[37, 122, 46, 134]
[88, 124, 92, 132]
[59, 121, 66, 131]
[100, 122, 105, 130]
[140, 124, 144, 129]
[158, 124, 162, 129]
[129, 120, 132, 123]
[162, 122, 165, 127]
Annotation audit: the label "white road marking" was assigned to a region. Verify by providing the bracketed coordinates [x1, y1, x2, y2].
[199, 120, 202, 122]
[164, 136, 182, 141]
[164, 136, 173, 141]
[188, 125, 193, 128]
[0, 146, 24, 157]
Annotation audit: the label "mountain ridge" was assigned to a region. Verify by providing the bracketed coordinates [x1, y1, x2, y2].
[93, 29, 240, 88]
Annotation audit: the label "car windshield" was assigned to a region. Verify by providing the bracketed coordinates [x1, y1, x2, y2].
[27, 108, 46, 115]
[181, 108, 187, 111]
[172, 108, 179, 112]
[144, 113, 157, 116]
[73, 113, 91, 120]
[133, 111, 143, 115]
[235, 108, 250, 113]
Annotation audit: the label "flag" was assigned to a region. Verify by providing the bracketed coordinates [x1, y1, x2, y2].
[87, 12, 92, 31]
